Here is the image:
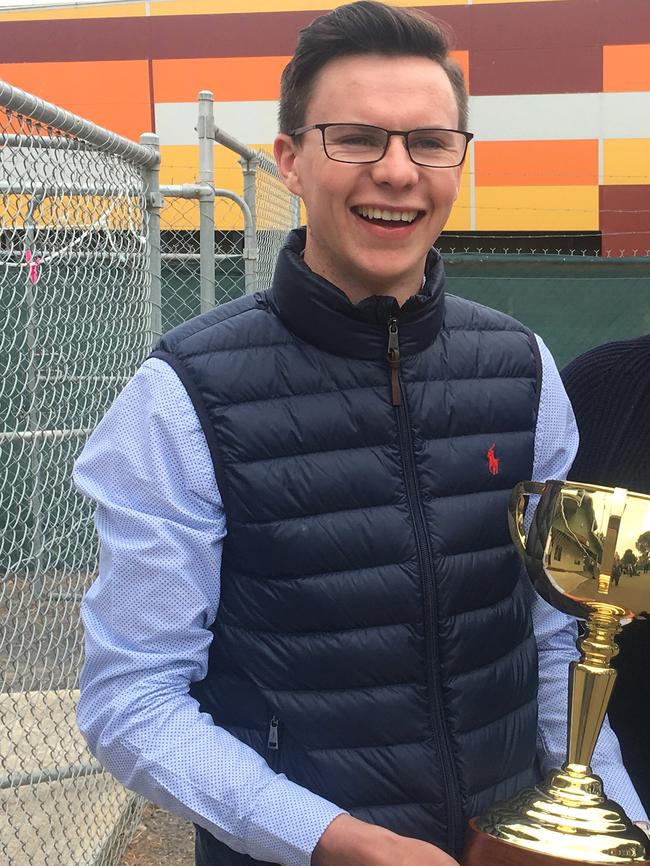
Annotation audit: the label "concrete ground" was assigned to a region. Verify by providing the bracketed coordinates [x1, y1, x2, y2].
[120, 803, 194, 866]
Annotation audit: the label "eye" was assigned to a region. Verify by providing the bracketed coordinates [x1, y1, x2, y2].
[326, 126, 385, 150]
[410, 133, 446, 150]
[338, 134, 376, 147]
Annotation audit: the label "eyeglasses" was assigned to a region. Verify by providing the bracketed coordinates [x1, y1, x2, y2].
[290, 123, 473, 168]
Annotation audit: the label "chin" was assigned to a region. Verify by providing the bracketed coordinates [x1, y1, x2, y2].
[354, 268, 418, 295]
[359, 258, 420, 282]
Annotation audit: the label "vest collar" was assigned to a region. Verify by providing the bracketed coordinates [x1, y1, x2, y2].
[267, 228, 446, 361]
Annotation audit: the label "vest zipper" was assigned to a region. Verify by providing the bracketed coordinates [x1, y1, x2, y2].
[386, 318, 464, 856]
[387, 318, 402, 406]
[266, 715, 280, 770]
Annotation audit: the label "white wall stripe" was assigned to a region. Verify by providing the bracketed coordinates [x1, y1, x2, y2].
[468, 138, 476, 231]
[155, 92, 650, 148]
[469, 93, 650, 141]
[156, 100, 279, 147]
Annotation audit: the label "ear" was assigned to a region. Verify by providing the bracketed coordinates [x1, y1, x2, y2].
[274, 134, 303, 198]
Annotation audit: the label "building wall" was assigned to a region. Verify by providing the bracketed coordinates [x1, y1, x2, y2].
[1, 0, 649, 253]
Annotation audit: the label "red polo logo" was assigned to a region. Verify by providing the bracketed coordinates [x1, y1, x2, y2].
[487, 443, 500, 476]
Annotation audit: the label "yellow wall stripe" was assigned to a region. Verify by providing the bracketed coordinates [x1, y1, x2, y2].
[0, 2, 145, 22]
[603, 139, 650, 186]
[0, 0, 569, 19]
[150, 0, 467, 15]
[476, 186, 599, 232]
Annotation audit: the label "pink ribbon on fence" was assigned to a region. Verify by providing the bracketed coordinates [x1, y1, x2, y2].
[25, 249, 42, 285]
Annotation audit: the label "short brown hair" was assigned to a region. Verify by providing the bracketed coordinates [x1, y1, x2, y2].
[279, 1, 468, 134]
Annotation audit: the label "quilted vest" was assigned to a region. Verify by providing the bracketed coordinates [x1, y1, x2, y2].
[153, 229, 542, 865]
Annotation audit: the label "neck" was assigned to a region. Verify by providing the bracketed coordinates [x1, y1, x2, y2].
[303, 244, 424, 308]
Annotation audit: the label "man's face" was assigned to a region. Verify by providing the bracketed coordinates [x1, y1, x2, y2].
[274, 54, 464, 301]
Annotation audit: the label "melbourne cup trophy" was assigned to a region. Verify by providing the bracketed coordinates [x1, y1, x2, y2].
[462, 480, 650, 865]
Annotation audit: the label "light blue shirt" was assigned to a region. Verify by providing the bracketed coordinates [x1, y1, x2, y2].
[74, 338, 647, 866]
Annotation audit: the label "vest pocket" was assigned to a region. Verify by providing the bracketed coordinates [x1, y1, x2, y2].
[266, 715, 281, 771]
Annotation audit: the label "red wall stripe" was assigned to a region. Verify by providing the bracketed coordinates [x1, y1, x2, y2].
[470, 46, 601, 96]
[0, 2, 649, 70]
[599, 184, 650, 256]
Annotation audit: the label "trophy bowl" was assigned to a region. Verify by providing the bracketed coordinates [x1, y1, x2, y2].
[462, 481, 650, 866]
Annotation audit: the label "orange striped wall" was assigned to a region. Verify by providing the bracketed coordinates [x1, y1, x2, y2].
[603, 44, 650, 91]
[474, 141, 599, 187]
[0, 60, 151, 140]
[153, 56, 289, 102]
[0, 1, 649, 251]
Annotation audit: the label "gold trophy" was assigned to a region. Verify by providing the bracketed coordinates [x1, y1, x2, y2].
[463, 480, 650, 865]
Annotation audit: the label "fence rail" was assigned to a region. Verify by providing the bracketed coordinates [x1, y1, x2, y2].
[0, 80, 157, 168]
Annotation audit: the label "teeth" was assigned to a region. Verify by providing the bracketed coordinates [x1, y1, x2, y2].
[356, 206, 418, 223]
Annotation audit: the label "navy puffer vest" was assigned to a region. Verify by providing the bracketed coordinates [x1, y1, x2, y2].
[153, 229, 542, 864]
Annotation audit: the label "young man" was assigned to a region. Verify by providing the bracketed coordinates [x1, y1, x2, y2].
[74, 4, 646, 866]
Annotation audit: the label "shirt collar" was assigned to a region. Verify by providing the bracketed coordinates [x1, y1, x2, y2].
[267, 228, 446, 361]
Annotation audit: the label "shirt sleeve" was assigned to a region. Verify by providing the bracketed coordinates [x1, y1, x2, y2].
[74, 357, 345, 866]
[530, 337, 647, 821]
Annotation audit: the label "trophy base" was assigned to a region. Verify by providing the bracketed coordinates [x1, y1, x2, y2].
[463, 818, 611, 866]
[462, 766, 650, 865]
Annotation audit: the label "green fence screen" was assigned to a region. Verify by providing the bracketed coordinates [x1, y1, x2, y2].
[445, 255, 650, 370]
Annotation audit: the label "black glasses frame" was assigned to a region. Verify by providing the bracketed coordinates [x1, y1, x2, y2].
[289, 122, 474, 167]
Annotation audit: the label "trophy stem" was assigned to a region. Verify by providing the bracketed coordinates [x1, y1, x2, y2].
[464, 603, 650, 863]
[566, 606, 621, 771]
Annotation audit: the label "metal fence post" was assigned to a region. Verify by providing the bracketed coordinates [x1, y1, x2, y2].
[292, 194, 302, 228]
[240, 154, 259, 294]
[140, 132, 162, 344]
[24, 194, 45, 596]
[198, 90, 216, 313]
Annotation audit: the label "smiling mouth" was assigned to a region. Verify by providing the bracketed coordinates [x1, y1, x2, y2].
[353, 205, 423, 226]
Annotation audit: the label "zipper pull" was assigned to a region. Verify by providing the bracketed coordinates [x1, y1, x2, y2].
[267, 715, 279, 751]
[387, 317, 401, 407]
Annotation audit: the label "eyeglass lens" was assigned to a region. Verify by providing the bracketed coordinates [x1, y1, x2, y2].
[323, 124, 467, 167]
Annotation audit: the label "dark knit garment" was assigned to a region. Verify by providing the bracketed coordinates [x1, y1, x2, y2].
[561, 334, 650, 494]
[561, 334, 650, 813]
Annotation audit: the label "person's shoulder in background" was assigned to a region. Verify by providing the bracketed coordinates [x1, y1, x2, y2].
[560, 334, 650, 493]
[562, 334, 650, 393]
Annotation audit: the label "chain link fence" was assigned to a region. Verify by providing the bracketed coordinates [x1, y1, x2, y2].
[253, 154, 301, 292]
[157, 93, 301, 328]
[0, 82, 157, 866]
[160, 195, 247, 333]
[0, 83, 301, 866]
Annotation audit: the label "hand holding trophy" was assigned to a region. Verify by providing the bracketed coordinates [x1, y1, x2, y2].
[463, 480, 650, 865]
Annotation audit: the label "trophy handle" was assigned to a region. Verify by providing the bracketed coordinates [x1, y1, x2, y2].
[509, 480, 624, 771]
[508, 480, 546, 554]
[508, 480, 581, 615]
[510, 482, 627, 775]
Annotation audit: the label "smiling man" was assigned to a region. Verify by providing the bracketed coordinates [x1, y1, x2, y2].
[274, 52, 467, 306]
[73, 4, 646, 866]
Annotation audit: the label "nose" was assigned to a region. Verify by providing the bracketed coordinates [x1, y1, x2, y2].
[369, 133, 419, 188]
